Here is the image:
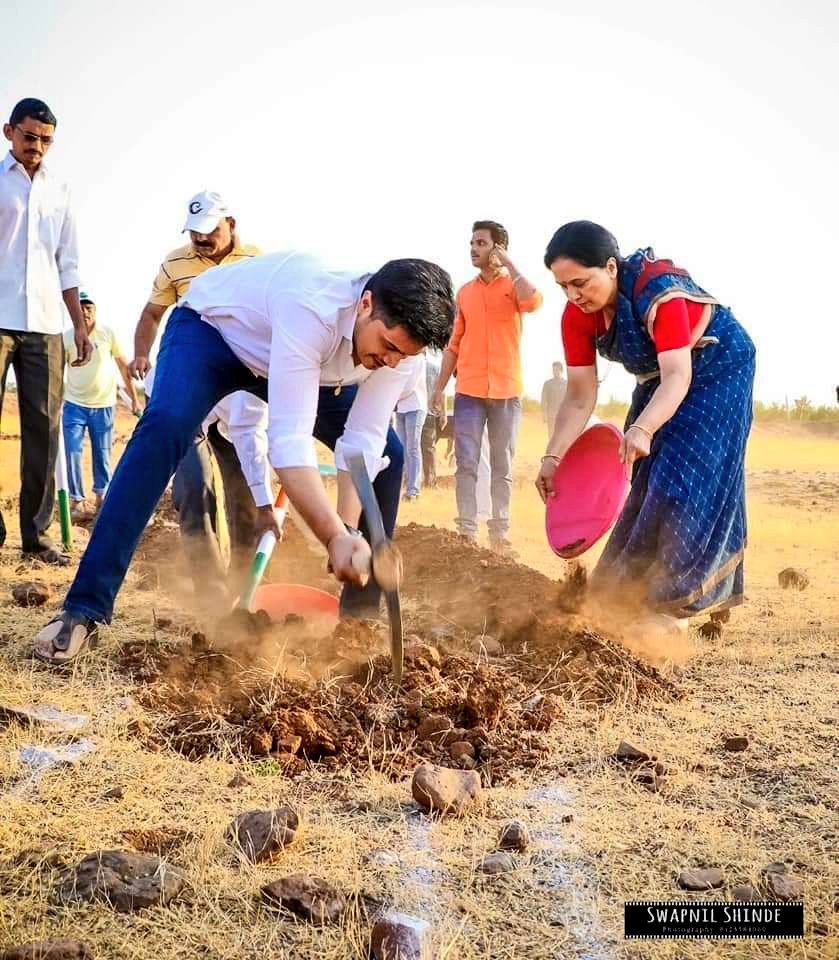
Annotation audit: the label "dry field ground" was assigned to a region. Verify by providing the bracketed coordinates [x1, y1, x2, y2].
[0, 396, 837, 960]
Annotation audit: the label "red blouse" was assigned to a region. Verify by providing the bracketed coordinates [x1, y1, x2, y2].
[562, 298, 705, 366]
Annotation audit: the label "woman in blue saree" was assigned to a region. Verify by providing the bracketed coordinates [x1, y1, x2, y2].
[536, 221, 755, 623]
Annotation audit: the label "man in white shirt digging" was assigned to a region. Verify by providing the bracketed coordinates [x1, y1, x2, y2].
[34, 251, 455, 665]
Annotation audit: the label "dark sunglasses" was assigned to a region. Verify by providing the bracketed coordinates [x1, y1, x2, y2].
[15, 125, 54, 146]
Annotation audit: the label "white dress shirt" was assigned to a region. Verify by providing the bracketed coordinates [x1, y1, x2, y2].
[183, 251, 420, 479]
[205, 392, 273, 508]
[396, 352, 428, 414]
[0, 151, 80, 334]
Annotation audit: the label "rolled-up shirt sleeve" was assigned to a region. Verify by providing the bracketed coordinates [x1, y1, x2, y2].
[515, 288, 543, 313]
[224, 393, 274, 508]
[267, 298, 333, 471]
[334, 356, 417, 480]
[56, 187, 80, 291]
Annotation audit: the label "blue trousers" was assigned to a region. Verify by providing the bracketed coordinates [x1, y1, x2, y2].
[394, 410, 427, 496]
[64, 306, 403, 622]
[62, 400, 115, 501]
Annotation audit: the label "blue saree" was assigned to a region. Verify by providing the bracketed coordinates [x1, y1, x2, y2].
[592, 249, 756, 616]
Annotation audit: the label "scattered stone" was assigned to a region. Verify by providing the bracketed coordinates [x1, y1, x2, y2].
[411, 763, 482, 816]
[100, 786, 124, 801]
[778, 568, 809, 590]
[698, 619, 723, 640]
[478, 850, 516, 875]
[522, 693, 563, 731]
[613, 741, 651, 764]
[11, 582, 50, 607]
[470, 635, 502, 656]
[363, 848, 401, 868]
[226, 771, 251, 789]
[766, 872, 804, 901]
[54, 850, 185, 912]
[0, 703, 87, 732]
[762, 861, 789, 876]
[249, 730, 273, 756]
[261, 873, 346, 925]
[1, 940, 93, 960]
[633, 769, 663, 792]
[724, 736, 749, 752]
[416, 714, 452, 742]
[225, 806, 299, 862]
[732, 883, 759, 901]
[371, 912, 431, 960]
[678, 867, 724, 891]
[497, 820, 530, 852]
[449, 741, 476, 764]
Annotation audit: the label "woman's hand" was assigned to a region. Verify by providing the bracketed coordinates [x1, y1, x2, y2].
[620, 424, 651, 468]
[535, 456, 560, 503]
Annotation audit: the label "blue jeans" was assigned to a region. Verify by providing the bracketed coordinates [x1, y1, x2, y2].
[62, 400, 115, 501]
[63, 306, 404, 622]
[395, 410, 427, 496]
[453, 393, 521, 539]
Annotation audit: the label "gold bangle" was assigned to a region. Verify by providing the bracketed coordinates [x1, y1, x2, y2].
[628, 423, 654, 440]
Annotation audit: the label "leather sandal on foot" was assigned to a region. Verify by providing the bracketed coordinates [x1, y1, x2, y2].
[33, 611, 98, 666]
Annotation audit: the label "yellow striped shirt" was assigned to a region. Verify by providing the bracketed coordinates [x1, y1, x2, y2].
[148, 240, 262, 306]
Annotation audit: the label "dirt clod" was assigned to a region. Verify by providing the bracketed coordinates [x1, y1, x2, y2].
[497, 820, 530, 852]
[260, 873, 346, 925]
[225, 806, 299, 862]
[11, 582, 49, 607]
[778, 567, 809, 590]
[678, 867, 724, 890]
[55, 850, 185, 912]
[478, 850, 516, 875]
[723, 736, 749, 752]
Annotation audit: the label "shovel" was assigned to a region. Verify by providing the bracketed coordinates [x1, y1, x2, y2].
[345, 452, 404, 684]
[239, 488, 289, 611]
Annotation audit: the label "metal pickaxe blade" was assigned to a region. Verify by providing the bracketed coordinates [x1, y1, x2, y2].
[345, 451, 403, 683]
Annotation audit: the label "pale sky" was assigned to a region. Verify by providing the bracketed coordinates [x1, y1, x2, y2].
[3, 0, 837, 405]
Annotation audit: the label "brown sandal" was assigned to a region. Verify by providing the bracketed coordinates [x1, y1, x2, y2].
[33, 611, 98, 666]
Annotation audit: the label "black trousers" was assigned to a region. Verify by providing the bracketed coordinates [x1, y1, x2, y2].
[420, 414, 439, 487]
[0, 330, 64, 552]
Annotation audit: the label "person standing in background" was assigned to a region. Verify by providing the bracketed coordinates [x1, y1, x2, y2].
[540, 361, 567, 438]
[62, 290, 139, 520]
[128, 190, 262, 603]
[0, 97, 92, 563]
[394, 352, 427, 499]
[431, 219, 542, 555]
[420, 348, 444, 488]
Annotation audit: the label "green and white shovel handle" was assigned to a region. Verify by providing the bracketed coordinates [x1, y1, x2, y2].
[239, 488, 289, 611]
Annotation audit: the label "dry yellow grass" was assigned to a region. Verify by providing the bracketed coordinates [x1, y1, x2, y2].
[0, 401, 837, 958]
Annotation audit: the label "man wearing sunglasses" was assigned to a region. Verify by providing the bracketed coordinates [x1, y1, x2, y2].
[0, 98, 92, 564]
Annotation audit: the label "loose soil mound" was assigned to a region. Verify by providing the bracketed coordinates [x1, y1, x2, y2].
[120, 518, 678, 779]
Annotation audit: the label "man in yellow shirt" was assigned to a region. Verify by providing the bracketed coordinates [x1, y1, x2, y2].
[128, 191, 262, 605]
[63, 291, 138, 521]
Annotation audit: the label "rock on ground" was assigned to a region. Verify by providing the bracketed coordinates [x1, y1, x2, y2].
[11, 582, 50, 607]
[778, 567, 809, 590]
[724, 736, 749, 751]
[54, 850, 185, 912]
[678, 867, 724, 890]
[225, 805, 299, 862]
[732, 884, 759, 901]
[478, 850, 516, 875]
[497, 820, 530, 852]
[261, 873, 346, 925]
[766, 872, 804, 901]
[371, 913, 431, 960]
[411, 763, 481, 815]
[1, 941, 92, 960]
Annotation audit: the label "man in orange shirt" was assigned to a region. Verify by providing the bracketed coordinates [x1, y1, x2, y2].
[431, 220, 542, 553]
